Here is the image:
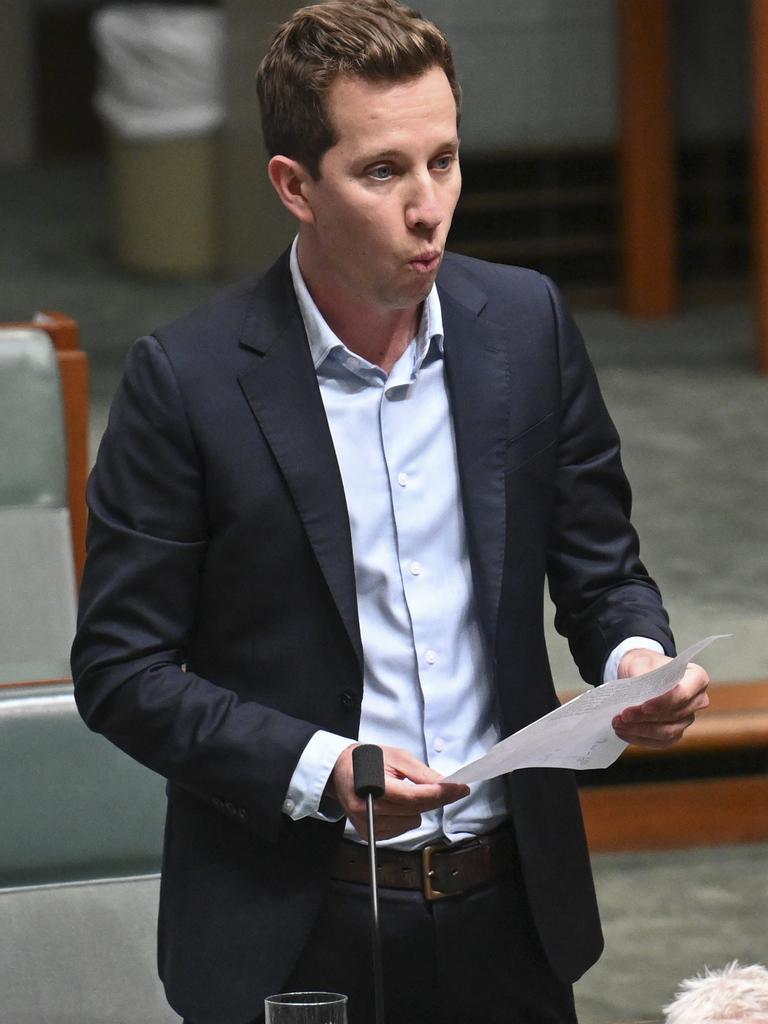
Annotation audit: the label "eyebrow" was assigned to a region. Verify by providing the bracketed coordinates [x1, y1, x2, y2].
[358, 139, 460, 166]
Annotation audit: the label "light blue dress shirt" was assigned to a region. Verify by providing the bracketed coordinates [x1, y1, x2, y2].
[282, 238, 661, 849]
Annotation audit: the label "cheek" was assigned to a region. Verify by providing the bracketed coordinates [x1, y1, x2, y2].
[349, 211, 394, 256]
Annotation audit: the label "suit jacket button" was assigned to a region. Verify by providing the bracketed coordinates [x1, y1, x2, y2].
[212, 796, 224, 809]
[225, 801, 236, 815]
[238, 808, 249, 821]
[340, 690, 356, 710]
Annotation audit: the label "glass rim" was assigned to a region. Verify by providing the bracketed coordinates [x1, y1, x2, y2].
[264, 991, 348, 1006]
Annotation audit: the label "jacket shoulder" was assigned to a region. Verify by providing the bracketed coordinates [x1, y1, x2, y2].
[150, 251, 293, 362]
[438, 252, 556, 323]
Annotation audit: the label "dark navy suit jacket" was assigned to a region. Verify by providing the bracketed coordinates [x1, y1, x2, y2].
[72, 250, 674, 1023]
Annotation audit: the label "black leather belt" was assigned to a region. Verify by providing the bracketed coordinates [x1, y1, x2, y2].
[331, 826, 515, 901]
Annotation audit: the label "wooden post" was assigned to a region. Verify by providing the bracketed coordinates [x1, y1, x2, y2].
[57, 350, 89, 586]
[752, 0, 768, 373]
[33, 313, 89, 586]
[618, 0, 679, 317]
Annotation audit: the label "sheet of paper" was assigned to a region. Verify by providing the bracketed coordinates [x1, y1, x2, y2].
[444, 635, 728, 785]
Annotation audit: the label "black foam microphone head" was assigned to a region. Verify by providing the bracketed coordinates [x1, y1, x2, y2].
[352, 744, 386, 799]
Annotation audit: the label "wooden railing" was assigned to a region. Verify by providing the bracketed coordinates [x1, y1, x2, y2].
[571, 680, 768, 851]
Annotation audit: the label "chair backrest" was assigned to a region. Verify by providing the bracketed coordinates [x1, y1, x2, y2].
[0, 682, 173, 1024]
[0, 682, 165, 886]
[1, 311, 89, 583]
[0, 315, 88, 683]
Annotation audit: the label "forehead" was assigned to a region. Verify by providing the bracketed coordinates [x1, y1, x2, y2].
[324, 66, 458, 154]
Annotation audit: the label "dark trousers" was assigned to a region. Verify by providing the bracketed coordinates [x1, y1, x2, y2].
[186, 858, 577, 1024]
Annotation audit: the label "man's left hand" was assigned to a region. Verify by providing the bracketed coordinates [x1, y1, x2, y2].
[612, 648, 710, 748]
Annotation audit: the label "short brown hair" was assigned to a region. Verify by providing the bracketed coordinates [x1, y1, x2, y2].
[256, 0, 462, 179]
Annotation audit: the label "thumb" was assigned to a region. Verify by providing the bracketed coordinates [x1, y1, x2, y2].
[385, 748, 469, 795]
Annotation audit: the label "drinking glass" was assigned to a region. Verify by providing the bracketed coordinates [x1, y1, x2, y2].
[264, 991, 348, 1024]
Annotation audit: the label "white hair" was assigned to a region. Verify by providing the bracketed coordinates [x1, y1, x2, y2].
[664, 961, 768, 1023]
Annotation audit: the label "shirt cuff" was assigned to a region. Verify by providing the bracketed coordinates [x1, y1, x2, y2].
[282, 730, 355, 822]
[604, 637, 665, 683]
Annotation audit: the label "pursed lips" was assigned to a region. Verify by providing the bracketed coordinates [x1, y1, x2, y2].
[408, 251, 442, 273]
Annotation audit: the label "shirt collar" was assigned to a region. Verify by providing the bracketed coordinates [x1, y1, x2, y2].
[289, 236, 444, 375]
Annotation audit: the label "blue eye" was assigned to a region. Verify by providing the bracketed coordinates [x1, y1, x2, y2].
[433, 155, 453, 171]
[369, 165, 393, 180]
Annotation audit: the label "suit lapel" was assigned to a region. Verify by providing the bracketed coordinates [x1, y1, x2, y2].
[237, 255, 363, 669]
[440, 284, 510, 663]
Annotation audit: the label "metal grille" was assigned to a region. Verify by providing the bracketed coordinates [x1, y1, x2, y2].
[451, 143, 750, 293]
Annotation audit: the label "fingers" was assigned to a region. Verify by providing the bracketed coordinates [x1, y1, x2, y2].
[330, 744, 470, 833]
[612, 713, 696, 748]
[379, 746, 470, 806]
[617, 686, 708, 726]
[350, 772, 468, 819]
[612, 661, 710, 748]
[616, 664, 710, 723]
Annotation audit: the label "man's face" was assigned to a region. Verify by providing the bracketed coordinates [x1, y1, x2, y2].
[299, 65, 461, 312]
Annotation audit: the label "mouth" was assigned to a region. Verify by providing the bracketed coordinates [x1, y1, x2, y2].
[408, 251, 442, 274]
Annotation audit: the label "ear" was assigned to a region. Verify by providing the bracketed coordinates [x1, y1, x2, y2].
[267, 156, 316, 225]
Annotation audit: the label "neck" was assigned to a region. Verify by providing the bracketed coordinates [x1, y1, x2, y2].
[324, 303, 421, 375]
[297, 243, 422, 375]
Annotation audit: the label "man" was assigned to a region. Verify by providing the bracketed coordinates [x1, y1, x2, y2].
[72, 3, 710, 1023]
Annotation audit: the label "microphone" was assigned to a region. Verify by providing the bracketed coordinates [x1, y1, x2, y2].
[352, 743, 385, 800]
[351, 744, 386, 1024]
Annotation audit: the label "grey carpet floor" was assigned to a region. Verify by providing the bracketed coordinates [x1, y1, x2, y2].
[576, 843, 768, 1024]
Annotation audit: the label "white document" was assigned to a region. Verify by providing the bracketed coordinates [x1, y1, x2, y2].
[444, 635, 728, 785]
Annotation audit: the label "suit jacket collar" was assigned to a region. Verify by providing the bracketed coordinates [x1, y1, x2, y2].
[235, 250, 510, 672]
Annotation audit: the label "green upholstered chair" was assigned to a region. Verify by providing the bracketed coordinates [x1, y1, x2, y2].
[0, 682, 176, 1023]
[0, 325, 78, 684]
[0, 322, 174, 1020]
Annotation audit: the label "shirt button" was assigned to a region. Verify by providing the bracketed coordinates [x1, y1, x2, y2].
[425, 650, 438, 665]
[283, 798, 295, 814]
[433, 737, 445, 753]
[397, 472, 409, 487]
[409, 560, 422, 576]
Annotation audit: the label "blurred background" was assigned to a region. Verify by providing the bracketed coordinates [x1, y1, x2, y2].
[0, 2, 766, 1023]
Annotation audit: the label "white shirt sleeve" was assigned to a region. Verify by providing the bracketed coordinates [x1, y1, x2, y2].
[282, 730, 355, 822]
[604, 636, 665, 683]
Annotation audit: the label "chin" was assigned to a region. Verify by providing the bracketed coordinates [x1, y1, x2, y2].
[406, 273, 438, 299]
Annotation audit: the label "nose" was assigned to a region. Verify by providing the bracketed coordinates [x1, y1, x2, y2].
[405, 172, 443, 232]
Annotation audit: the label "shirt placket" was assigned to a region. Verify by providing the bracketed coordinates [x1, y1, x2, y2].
[379, 352, 454, 779]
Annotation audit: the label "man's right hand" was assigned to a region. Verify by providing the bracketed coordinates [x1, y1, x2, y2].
[327, 744, 470, 841]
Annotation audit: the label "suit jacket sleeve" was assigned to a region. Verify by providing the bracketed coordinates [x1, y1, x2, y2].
[541, 276, 675, 682]
[71, 334, 319, 842]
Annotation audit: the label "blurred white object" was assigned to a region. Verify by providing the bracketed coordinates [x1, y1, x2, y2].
[92, 4, 225, 140]
[664, 961, 768, 1024]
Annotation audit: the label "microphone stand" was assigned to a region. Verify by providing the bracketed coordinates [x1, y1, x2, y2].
[352, 744, 386, 1024]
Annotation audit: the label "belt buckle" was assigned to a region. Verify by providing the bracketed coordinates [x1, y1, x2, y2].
[421, 842, 456, 902]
